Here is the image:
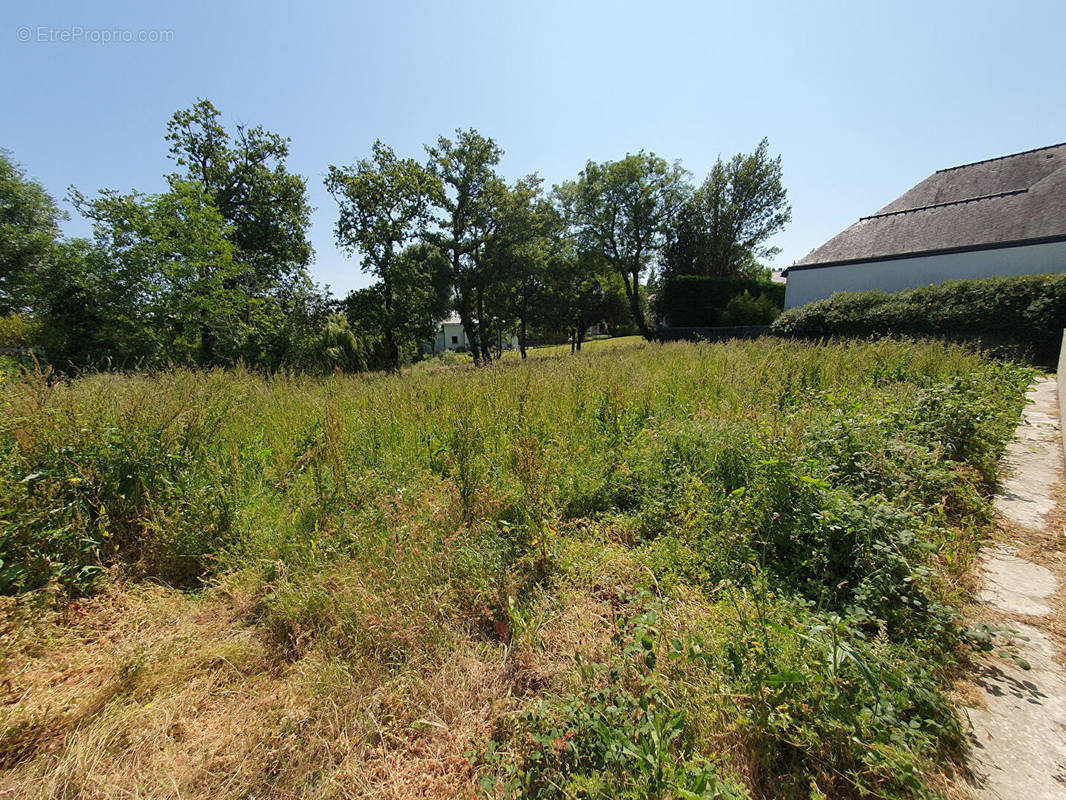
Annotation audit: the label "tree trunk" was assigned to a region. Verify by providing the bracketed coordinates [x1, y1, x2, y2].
[457, 290, 480, 366]
[200, 323, 216, 366]
[623, 267, 652, 339]
[451, 247, 481, 365]
[476, 288, 492, 364]
[383, 274, 400, 373]
[385, 327, 400, 373]
[519, 315, 527, 359]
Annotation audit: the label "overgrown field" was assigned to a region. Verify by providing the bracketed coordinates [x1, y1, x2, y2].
[0, 339, 1033, 799]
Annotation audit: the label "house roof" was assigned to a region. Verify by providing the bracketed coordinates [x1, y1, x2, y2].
[789, 142, 1066, 272]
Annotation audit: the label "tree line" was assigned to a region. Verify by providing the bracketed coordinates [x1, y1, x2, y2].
[0, 99, 790, 373]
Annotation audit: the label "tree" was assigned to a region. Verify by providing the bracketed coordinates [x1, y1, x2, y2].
[543, 245, 628, 351]
[326, 141, 439, 371]
[317, 313, 369, 373]
[662, 138, 790, 279]
[72, 180, 243, 366]
[561, 153, 687, 339]
[424, 129, 505, 365]
[249, 275, 334, 372]
[342, 243, 451, 369]
[480, 176, 553, 359]
[64, 101, 324, 370]
[31, 239, 143, 367]
[165, 99, 313, 296]
[0, 151, 64, 314]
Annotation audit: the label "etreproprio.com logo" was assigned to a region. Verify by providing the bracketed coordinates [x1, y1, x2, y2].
[16, 25, 175, 44]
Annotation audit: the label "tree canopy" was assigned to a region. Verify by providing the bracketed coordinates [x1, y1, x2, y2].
[662, 138, 790, 280]
[327, 141, 441, 370]
[1, 108, 791, 371]
[561, 152, 688, 338]
[424, 129, 507, 364]
[0, 151, 65, 315]
[58, 100, 322, 369]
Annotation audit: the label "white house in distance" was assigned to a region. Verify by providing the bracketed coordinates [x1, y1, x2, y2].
[434, 314, 468, 352]
[431, 313, 519, 352]
[783, 142, 1066, 308]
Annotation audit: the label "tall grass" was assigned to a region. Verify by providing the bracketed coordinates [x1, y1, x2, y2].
[0, 338, 1032, 799]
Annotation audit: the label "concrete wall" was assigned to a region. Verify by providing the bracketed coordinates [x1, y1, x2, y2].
[784, 240, 1066, 308]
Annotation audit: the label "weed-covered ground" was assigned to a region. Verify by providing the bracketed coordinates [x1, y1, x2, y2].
[0, 339, 1032, 799]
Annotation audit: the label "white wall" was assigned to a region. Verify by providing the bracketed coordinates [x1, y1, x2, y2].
[433, 322, 521, 352]
[436, 323, 467, 351]
[784, 240, 1066, 308]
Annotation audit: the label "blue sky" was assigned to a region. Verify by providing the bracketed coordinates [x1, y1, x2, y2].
[3, 0, 1065, 297]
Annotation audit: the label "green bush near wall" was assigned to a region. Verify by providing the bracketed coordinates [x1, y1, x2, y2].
[657, 275, 785, 326]
[772, 272, 1066, 366]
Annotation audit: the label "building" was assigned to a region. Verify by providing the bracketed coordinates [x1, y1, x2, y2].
[434, 314, 469, 352]
[783, 142, 1066, 308]
[431, 314, 519, 353]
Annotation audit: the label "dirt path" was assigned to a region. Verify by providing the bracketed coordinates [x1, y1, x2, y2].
[964, 377, 1066, 798]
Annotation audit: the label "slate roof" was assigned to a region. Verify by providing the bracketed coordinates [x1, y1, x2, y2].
[790, 142, 1066, 270]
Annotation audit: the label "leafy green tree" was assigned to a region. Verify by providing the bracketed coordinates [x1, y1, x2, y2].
[0, 151, 64, 314]
[662, 138, 790, 279]
[165, 99, 313, 295]
[65, 101, 322, 370]
[327, 141, 440, 371]
[165, 100, 319, 366]
[248, 275, 334, 372]
[719, 290, 781, 325]
[425, 129, 505, 364]
[560, 153, 687, 339]
[31, 239, 143, 367]
[72, 180, 243, 365]
[479, 176, 553, 359]
[317, 313, 369, 372]
[342, 243, 451, 369]
[544, 247, 629, 351]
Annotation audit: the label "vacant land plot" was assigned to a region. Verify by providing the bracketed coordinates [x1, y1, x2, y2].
[0, 339, 1032, 799]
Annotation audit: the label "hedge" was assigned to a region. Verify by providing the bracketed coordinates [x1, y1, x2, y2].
[657, 275, 785, 326]
[771, 273, 1066, 366]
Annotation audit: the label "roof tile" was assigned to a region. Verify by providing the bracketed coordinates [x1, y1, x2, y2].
[795, 142, 1066, 266]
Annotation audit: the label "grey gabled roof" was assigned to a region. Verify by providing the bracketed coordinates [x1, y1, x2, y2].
[791, 142, 1066, 269]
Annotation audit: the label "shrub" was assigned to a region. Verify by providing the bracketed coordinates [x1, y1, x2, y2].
[772, 273, 1066, 365]
[657, 276, 785, 326]
[0, 315, 41, 348]
[720, 290, 782, 325]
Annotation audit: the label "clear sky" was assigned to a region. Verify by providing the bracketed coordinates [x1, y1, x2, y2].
[4, 0, 1065, 297]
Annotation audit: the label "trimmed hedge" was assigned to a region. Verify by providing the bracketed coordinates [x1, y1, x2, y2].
[771, 273, 1066, 366]
[657, 275, 785, 326]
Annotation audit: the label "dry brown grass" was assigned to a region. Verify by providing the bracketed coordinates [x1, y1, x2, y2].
[0, 571, 634, 800]
[0, 583, 512, 800]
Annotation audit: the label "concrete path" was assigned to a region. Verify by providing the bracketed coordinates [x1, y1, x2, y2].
[965, 377, 1066, 799]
